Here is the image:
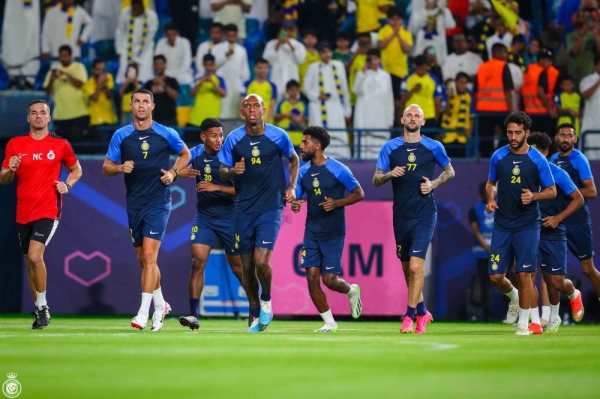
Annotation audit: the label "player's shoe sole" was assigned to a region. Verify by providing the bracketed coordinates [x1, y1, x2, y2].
[314, 324, 339, 333]
[179, 315, 200, 330]
[545, 318, 561, 333]
[131, 313, 148, 330]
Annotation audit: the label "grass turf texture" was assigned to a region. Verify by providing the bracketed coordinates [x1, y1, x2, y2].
[1, 316, 599, 399]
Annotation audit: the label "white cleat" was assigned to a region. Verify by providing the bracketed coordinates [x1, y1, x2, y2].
[515, 323, 530, 336]
[151, 302, 171, 332]
[131, 313, 148, 330]
[314, 323, 339, 333]
[545, 318, 561, 333]
[348, 284, 362, 319]
[506, 301, 519, 325]
[540, 318, 549, 329]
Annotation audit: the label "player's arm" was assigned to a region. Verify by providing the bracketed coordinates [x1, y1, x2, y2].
[102, 158, 134, 176]
[430, 163, 455, 189]
[579, 178, 597, 199]
[524, 184, 556, 203]
[56, 161, 82, 194]
[321, 185, 365, 212]
[543, 189, 584, 229]
[285, 151, 300, 202]
[0, 148, 20, 185]
[485, 179, 498, 213]
[197, 180, 236, 196]
[372, 167, 406, 187]
[0, 166, 16, 185]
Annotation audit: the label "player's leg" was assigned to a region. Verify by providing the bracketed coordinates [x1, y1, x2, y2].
[253, 209, 283, 327]
[567, 222, 600, 298]
[539, 278, 550, 328]
[319, 238, 362, 320]
[236, 212, 262, 331]
[215, 215, 243, 286]
[25, 219, 58, 329]
[488, 229, 520, 326]
[546, 239, 584, 324]
[513, 228, 540, 335]
[528, 270, 543, 334]
[306, 265, 338, 332]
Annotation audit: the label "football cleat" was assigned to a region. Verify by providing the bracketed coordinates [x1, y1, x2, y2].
[247, 317, 267, 333]
[545, 318, 561, 333]
[528, 323, 543, 335]
[505, 301, 519, 325]
[131, 313, 148, 330]
[179, 315, 200, 330]
[515, 323, 530, 336]
[314, 323, 339, 333]
[259, 299, 273, 326]
[414, 311, 433, 334]
[348, 284, 362, 319]
[150, 302, 171, 332]
[570, 290, 585, 323]
[400, 316, 414, 334]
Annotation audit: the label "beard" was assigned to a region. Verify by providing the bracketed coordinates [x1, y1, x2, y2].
[559, 141, 573, 151]
[301, 151, 315, 162]
[405, 124, 421, 133]
[511, 137, 527, 149]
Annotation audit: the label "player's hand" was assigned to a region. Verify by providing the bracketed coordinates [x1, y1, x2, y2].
[197, 181, 219, 192]
[284, 186, 296, 203]
[179, 166, 201, 178]
[54, 180, 70, 194]
[542, 215, 561, 229]
[8, 155, 21, 171]
[521, 188, 535, 205]
[233, 158, 245, 175]
[160, 169, 175, 185]
[388, 166, 406, 178]
[420, 176, 434, 194]
[120, 160, 134, 174]
[319, 196, 338, 212]
[486, 200, 498, 213]
[291, 200, 303, 213]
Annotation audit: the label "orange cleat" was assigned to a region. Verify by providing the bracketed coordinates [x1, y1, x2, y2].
[570, 290, 585, 322]
[528, 323, 544, 334]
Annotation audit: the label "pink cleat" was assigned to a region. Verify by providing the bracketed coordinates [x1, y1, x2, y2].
[400, 316, 414, 334]
[414, 311, 433, 334]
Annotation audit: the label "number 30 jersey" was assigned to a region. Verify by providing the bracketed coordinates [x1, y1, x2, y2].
[376, 136, 450, 219]
[488, 145, 555, 232]
[219, 124, 294, 214]
[106, 122, 185, 209]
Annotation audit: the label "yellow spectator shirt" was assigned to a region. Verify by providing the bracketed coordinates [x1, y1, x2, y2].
[83, 74, 117, 126]
[377, 25, 412, 78]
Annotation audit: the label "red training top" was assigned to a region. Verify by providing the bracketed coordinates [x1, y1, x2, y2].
[2, 133, 78, 224]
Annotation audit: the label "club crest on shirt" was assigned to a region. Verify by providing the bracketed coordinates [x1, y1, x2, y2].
[491, 262, 498, 271]
[251, 147, 260, 157]
[141, 141, 150, 151]
[408, 153, 416, 162]
[312, 178, 320, 188]
[47, 150, 55, 160]
[512, 165, 520, 176]
[204, 164, 211, 174]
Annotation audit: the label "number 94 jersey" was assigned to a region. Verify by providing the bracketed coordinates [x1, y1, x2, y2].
[376, 135, 450, 219]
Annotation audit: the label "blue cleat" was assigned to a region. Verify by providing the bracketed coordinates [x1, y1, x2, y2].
[247, 317, 267, 333]
[259, 299, 273, 326]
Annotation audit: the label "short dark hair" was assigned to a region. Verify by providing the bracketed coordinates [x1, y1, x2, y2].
[92, 58, 105, 68]
[58, 45, 72, 55]
[302, 29, 318, 39]
[366, 48, 381, 58]
[455, 72, 470, 82]
[336, 32, 351, 42]
[414, 55, 427, 66]
[224, 24, 238, 33]
[132, 88, 154, 103]
[557, 122, 576, 133]
[286, 79, 300, 90]
[255, 58, 269, 66]
[154, 54, 167, 63]
[504, 111, 532, 131]
[387, 6, 402, 19]
[512, 34, 525, 45]
[203, 54, 216, 63]
[303, 126, 331, 150]
[27, 99, 49, 114]
[528, 131, 552, 151]
[357, 32, 371, 41]
[491, 43, 507, 54]
[559, 74, 574, 84]
[164, 22, 179, 32]
[131, 0, 143, 6]
[200, 118, 223, 132]
[210, 22, 224, 31]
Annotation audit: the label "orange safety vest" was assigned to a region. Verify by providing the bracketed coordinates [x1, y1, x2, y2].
[522, 63, 559, 114]
[476, 59, 509, 112]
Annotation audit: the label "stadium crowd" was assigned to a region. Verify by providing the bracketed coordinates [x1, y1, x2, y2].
[1, 0, 600, 158]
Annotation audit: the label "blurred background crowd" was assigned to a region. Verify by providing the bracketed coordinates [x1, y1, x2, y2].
[1, 0, 599, 159]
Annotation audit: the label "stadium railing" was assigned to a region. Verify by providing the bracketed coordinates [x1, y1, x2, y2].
[581, 130, 600, 156]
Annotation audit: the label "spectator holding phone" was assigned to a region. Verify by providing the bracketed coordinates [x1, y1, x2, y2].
[119, 63, 142, 125]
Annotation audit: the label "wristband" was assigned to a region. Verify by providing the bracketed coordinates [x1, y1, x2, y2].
[65, 183, 72, 192]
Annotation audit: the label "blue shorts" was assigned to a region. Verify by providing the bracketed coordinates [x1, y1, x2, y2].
[539, 239, 567, 275]
[190, 212, 238, 255]
[127, 203, 172, 247]
[393, 213, 436, 262]
[300, 237, 344, 275]
[566, 222, 595, 261]
[488, 228, 539, 275]
[235, 209, 283, 254]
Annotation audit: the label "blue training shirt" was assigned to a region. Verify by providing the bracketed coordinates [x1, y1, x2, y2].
[296, 157, 360, 240]
[540, 163, 578, 241]
[488, 145, 555, 232]
[106, 122, 185, 209]
[218, 124, 294, 213]
[549, 149, 593, 225]
[376, 136, 450, 219]
[189, 144, 235, 219]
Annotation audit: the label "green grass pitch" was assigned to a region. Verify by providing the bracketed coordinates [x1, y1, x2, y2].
[1, 316, 599, 399]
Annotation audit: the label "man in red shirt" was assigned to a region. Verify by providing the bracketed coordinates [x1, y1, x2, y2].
[0, 99, 82, 329]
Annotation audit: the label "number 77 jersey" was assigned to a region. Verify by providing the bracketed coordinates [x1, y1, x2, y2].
[376, 135, 450, 219]
[488, 145, 555, 232]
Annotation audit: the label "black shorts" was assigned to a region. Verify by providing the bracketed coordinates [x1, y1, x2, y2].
[390, 74, 403, 100]
[16, 218, 59, 254]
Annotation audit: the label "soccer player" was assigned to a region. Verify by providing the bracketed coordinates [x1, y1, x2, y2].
[102, 88, 191, 331]
[527, 131, 584, 333]
[219, 94, 299, 333]
[550, 123, 600, 304]
[291, 126, 364, 332]
[373, 104, 455, 334]
[486, 111, 556, 336]
[0, 99, 82, 329]
[178, 118, 243, 330]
